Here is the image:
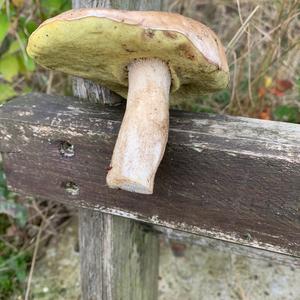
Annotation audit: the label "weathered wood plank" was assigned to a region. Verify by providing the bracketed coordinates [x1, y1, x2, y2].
[80, 210, 159, 299]
[1, 93, 300, 258]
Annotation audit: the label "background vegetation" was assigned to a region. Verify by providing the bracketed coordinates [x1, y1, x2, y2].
[0, 0, 299, 298]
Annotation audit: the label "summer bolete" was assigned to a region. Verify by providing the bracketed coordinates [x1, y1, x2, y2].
[27, 8, 229, 194]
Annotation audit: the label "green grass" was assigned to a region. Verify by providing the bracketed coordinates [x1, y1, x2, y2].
[0, 238, 30, 299]
[0, 165, 30, 299]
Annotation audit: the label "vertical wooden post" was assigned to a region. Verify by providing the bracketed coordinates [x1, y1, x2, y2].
[72, 1, 162, 299]
[79, 212, 159, 300]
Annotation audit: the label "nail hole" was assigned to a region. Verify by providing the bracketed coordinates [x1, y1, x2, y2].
[61, 181, 79, 196]
[243, 232, 252, 241]
[59, 141, 75, 158]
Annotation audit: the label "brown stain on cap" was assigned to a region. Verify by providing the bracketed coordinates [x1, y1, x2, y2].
[143, 28, 155, 39]
[163, 31, 178, 39]
[178, 43, 196, 61]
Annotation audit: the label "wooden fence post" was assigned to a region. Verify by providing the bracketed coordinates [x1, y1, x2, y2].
[72, 1, 163, 299]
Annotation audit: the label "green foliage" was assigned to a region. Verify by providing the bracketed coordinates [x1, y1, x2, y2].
[0, 13, 9, 44]
[0, 200, 28, 227]
[0, 83, 17, 103]
[297, 77, 300, 97]
[0, 54, 19, 81]
[0, 165, 30, 299]
[0, 0, 71, 103]
[0, 238, 30, 298]
[0, 166, 7, 197]
[274, 105, 300, 123]
[40, 0, 71, 17]
[212, 89, 230, 106]
[0, 163, 28, 227]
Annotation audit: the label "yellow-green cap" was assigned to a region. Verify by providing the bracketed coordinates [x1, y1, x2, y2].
[27, 8, 229, 105]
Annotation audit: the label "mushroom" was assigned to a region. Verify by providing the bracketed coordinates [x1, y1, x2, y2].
[27, 8, 229, 194]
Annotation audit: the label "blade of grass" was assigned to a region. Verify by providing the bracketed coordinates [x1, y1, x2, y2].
[226, 5, 260, 52]
[24, 221, 43, 300]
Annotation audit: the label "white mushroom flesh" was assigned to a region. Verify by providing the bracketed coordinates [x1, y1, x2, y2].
[106, 58, 171, 194]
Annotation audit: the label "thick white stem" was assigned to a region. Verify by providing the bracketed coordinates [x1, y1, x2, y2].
[106, 58, 171, 194]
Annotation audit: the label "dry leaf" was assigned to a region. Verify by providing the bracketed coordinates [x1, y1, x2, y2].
[269, 87, 284, 97]
[276, 79, 293, 92]
[259, 106, 271, 120]
[12, 0, 24, 8]
[258, 87, 266, 98]
[264, 76, 273, 88]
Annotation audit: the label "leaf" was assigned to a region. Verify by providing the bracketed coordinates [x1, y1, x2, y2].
[274, 105, 299, 123]
[213, 89, 230, 105]
[259, 106, 271, 120]
[25, 20, 38, 35]
[0, 13, 9, 45]
[6, 40, 20, 55]
[22, 55, 36, 72]
[276, 79, 293, 92]
[0, 55, 19, 81]
[264, 76, 272, 88]
[0, 200, 28, 227]
[258, 87, 266, 98]
[0, 35, 10, 56]
[0, 84, 17, 103]
[9, 252, 29, 283]
[41, 0, 64, 16]
[40, 0, 71, 17]
[269, 87, 284, 97]
[18, 17, 38, 35]
[12, 0, 24, 8]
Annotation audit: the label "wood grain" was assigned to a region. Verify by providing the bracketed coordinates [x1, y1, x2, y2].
[79, 210, 159, 299]
[0, 93, 300, 260]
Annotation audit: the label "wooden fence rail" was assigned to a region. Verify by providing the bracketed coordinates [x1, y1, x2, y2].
[1, 93, 299, 261]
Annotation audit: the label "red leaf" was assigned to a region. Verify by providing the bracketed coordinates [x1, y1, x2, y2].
[269, 87, 284, 97]
[276, 79, 293, 92]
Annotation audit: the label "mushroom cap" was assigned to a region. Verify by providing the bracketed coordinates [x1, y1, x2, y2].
[27, 8, 229, 105]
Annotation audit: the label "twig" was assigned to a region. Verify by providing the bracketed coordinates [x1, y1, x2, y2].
[5, 0, 9, 18]
[46, 71, 54, 95]
[0, 236, 18, 251]
[247, 25, 253, 106]
[226, 5, 260, 52]
[24, 221, 44, 300]
[32, 199, 52, 230]
[15, 32, 28, 64]
[0, 0, 5, 10]
[236, 0, 243, 25]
